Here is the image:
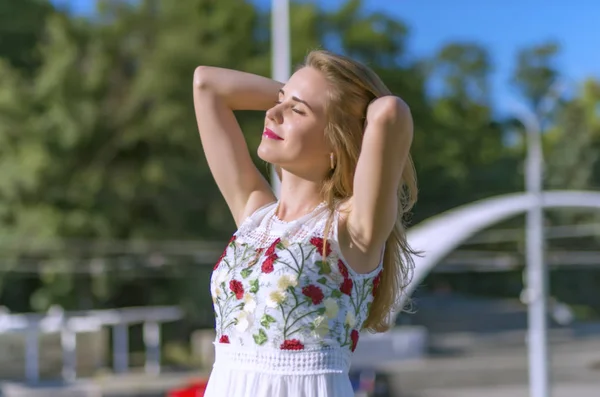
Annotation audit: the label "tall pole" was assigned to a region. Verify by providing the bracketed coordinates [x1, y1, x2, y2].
[521, 109, 549, 397]
[517, 81, 567, 397]
[270, 0, 291, 198]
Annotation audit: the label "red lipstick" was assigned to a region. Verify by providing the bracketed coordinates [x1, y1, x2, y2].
[263, 128, 283, 140]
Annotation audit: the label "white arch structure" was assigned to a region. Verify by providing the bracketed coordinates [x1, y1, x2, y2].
[399, 190, 600, 311]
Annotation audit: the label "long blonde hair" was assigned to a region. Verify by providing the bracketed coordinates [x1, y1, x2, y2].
[301, 50, 419, 333]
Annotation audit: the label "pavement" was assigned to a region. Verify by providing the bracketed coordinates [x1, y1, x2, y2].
[379, 336, 600, 397]
[409, 384, 600, 397]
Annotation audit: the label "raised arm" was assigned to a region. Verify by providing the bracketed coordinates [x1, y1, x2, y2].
[347, 96, 414, 264]
[193, 66, 282, 226]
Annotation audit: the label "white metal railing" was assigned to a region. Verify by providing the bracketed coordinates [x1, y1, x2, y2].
[0, 305, 183, 383]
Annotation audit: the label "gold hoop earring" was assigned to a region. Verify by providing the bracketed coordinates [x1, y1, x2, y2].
[330, 153, 335, 170]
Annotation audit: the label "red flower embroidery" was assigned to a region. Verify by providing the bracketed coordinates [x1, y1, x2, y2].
[213, 235, 236, 270]
[265, 238, 281, 257]
[310, 237, 331, 257]
[372, 270, 382, 297]
[338, 260, 349, 279]
[280, 339, 304, 350]
[350, 330, 359, 352]
[219, 335, 230, 344]
[261, 254, 277, 273]
[302, 285, 324, 305]
[229, 280, 244, 299]
[340, 278, 353, 295]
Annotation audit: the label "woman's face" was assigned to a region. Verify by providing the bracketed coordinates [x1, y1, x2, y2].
[257, 67, 331, 178]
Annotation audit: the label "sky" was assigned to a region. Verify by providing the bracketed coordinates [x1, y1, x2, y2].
[52, 0, 600, 114]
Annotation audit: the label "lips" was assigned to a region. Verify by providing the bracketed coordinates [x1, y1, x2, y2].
[263, 128, 283, 140]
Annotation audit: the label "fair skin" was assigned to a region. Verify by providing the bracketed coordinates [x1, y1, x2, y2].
[193, 65, 413, 273]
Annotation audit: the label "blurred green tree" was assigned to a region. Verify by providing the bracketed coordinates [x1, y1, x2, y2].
[0, 0, 55, 74]
[511, 41, 560, 112]
[417, 42, 521, 218]
[546, 80, 600, 192]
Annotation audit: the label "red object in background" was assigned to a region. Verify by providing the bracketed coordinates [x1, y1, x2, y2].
[167, 379, 208, 397]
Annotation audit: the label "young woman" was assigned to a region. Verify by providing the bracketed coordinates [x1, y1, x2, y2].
[193, 50, 417, 396]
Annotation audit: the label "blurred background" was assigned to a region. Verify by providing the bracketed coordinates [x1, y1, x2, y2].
[0, 0, 599, 396]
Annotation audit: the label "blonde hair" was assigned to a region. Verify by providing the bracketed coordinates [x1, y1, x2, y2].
[302, 49, 418, 333]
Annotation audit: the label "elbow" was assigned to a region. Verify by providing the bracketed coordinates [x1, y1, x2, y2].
[193, 66, 213, 91]
[370, 97, 414, 147]
[369, 96, 411, 126]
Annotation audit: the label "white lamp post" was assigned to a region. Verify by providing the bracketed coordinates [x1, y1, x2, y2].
[514, 80, 567, 397]
[270, 0, 291, 198]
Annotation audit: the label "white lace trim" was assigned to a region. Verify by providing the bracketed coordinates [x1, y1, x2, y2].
[236, 201, 334, 248]
[213, 343, 351, 375]
[235, 200, 385, 277]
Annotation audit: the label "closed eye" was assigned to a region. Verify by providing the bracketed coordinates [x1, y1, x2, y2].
[277, 88, 312, 115]
[275, 100, 305, 115]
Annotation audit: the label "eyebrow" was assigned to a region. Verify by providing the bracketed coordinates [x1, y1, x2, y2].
[279, 89, 312, 110]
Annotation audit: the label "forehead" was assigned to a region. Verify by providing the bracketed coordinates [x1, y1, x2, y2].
[283, 67, 329, 112]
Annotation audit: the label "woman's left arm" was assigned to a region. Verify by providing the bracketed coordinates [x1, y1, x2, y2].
[347, 96, 414, 251]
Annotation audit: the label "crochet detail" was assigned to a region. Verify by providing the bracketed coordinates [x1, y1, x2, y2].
[213, 344, 351, 375]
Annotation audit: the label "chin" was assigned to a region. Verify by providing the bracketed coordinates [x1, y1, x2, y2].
[257, 143, 280, 164]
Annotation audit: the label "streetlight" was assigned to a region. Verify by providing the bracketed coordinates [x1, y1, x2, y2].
[270, 0, 291, 198]
[513, 80, 567, 397]
[516, 106, 547, 397]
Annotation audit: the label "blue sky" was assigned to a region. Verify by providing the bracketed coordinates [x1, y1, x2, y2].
[53, 0, 599, 114]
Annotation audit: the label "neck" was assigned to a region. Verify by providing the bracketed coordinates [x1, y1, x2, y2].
[275, 169, 324, 222]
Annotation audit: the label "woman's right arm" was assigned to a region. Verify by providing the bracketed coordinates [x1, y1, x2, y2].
[193, 66, 282, 226]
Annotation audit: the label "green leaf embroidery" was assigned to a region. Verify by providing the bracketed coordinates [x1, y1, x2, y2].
[240, 268, 252, 279]
[276, 241, 286, 250]
[253, 328, 268, 345]
[317, 260, 331, 275]
[249, 279, 259, 293]
[331, 289, 342, 298]
[317, 307, 326, 315]
[260, 314, 276, 329]
[316, 277, 327, 285]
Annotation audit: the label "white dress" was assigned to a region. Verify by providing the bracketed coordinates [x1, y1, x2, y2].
[204, 202, 383, 397]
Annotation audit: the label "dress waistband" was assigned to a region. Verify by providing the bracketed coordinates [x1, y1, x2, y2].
[213, 343, 352, 375]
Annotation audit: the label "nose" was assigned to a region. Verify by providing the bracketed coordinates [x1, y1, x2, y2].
[266, 103, 283, 124]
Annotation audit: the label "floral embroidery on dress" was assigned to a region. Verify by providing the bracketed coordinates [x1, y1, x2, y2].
[210, 203, 382, 354]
